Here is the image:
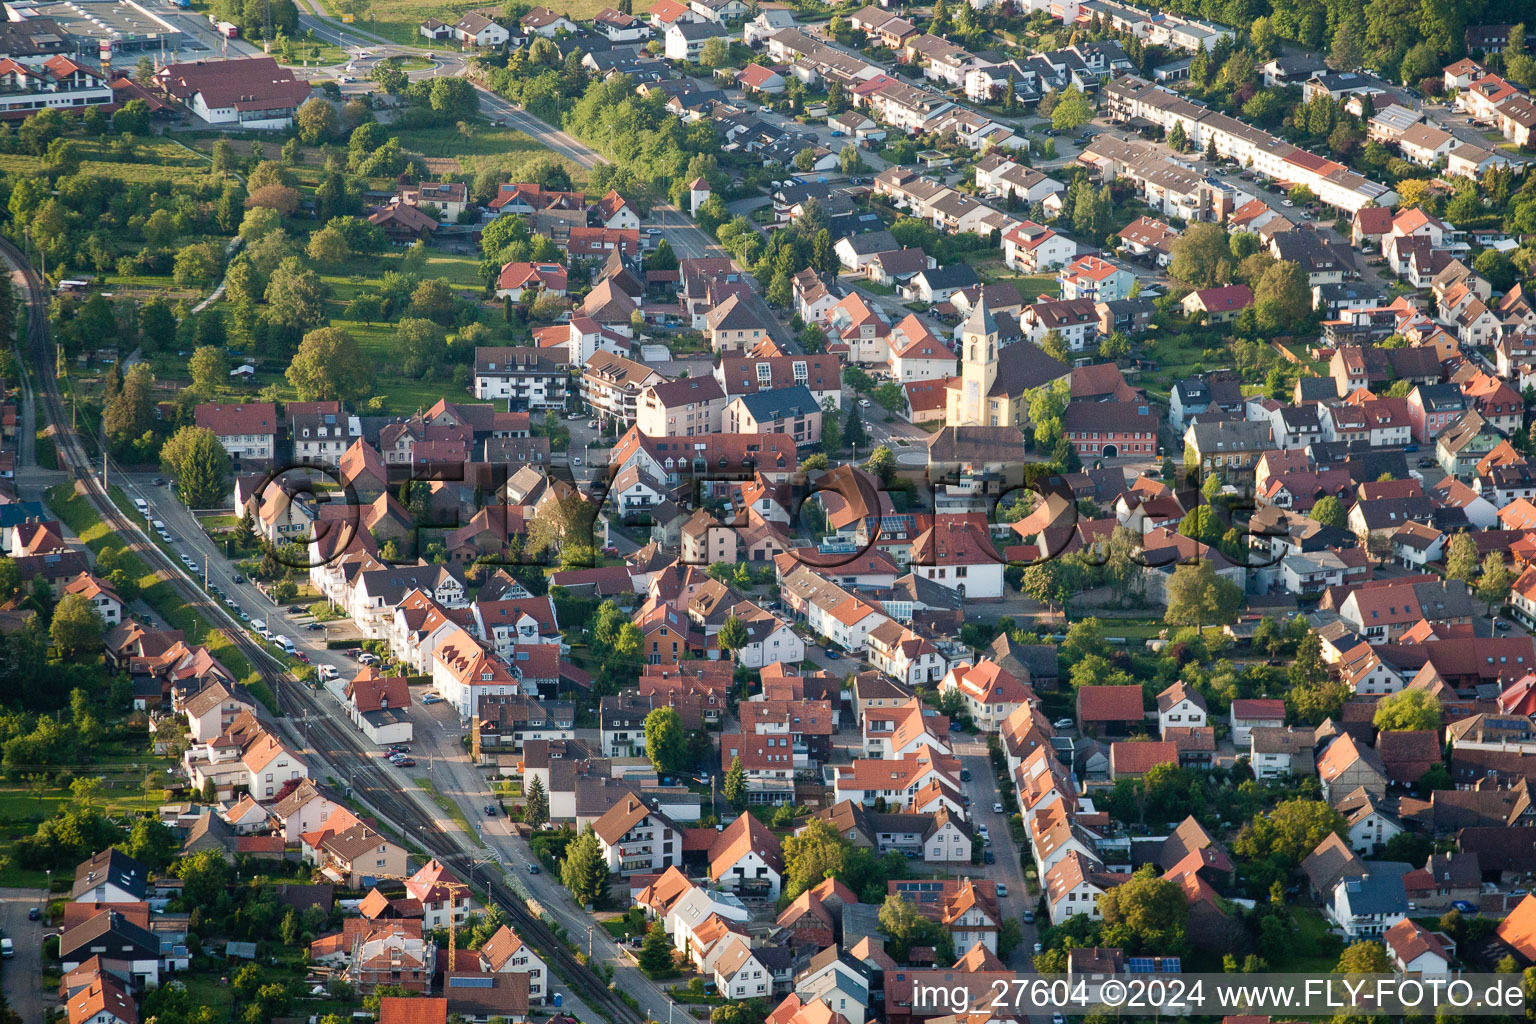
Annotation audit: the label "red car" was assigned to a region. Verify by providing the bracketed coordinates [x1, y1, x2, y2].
[395, 758, 416, 768]
[294, 651, 309, 663]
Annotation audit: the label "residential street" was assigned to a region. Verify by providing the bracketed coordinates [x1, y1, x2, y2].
[0, 888, 52, 1024]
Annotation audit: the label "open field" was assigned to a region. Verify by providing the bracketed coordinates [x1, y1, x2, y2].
[391, 123, 589, 181]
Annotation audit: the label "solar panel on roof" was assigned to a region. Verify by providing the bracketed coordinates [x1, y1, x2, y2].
[1127, 957, 1153, 973]
[1160, 958, 1182, 972]
[449, 976, 494, 988]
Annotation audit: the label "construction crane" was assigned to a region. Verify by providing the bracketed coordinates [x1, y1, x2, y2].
[368, 867, 479, 970]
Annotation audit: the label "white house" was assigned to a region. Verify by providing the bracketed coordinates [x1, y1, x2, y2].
[1327, 871, 1408, 938]
[593, 795, 679, 875]
[708, 813, 783, 899]
[1384, 919, 1452, 976]
[1155, 681, 1207, 736]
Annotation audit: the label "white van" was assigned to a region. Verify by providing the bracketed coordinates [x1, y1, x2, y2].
[274, 636, 296, 655]
[250, 618, 267, 634]
[134, 498, 150, 514]
[317, 664, 338, 681]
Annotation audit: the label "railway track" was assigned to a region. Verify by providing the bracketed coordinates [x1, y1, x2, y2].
[3, 236, 645, 1024]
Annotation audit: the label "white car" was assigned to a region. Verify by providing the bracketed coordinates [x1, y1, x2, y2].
[998, 883, 1008, 897]
[992, 802, 1004, 814]
[187, 562, 199, 573]
[1052, 718, 1074, 730]
[1281, 199, 1294, 207]
[317, 665, 338, 681]
[977, 823, 989, 836]
[858, 398, 871, 407]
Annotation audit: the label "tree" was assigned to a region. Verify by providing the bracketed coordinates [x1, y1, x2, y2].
[1097, 865, 1188, 955]
[306, 224, 350, 266]
[644, 706, 685, 774]
[717, 615, 749, 661]
[1164, 560, 1242, 626]
[1336, 940, 1390, 974]
[1373, 689, 1441, 731]
[188, 346, 228, 397]
[1444, 532, 1479, 584]
[176, 848, 230, 907]
[50, 593, 104, 662]
[1168, 222, 1233, 288]
[1308, 495, 1347, 528]
[781, 818, 850, 902]
[637, 921, 674, 976]
[286, 327, 372, 403]
[523, 775, 548, 828]
[295, 97, 337, 143]
[724, 755, 746, 811]
[409, 278, 459, 326]
[1254, 260, 1311, 333]
[1233, 797, 1345, 866]
[263, 258, 331, 330]
[1051, 86, 1094, 131]
[104, 364, 154, 440]
[1328, 19, 1364, 71]
[159, 426, 232, 509]
[560, 826, 610, 908]
[866, 444, 896, 486]
[1479, 552, 1512, 615]
[845, 405, 867, 451]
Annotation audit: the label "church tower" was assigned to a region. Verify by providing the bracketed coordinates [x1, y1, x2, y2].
[958, 295, 1000, 426]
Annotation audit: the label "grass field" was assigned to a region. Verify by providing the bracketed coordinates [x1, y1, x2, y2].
[5, 137, 212, 185]
[390, 123, 588, 180]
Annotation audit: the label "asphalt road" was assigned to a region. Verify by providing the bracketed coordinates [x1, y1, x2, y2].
[0, 888, 50, 1024]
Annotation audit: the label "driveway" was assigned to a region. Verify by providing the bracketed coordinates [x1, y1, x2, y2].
[0, 888, 49, 1024]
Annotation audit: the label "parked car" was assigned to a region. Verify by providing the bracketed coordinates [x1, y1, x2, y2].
[992, 802, 1004, 814]
[294, 651, 309, 663]
[1453, 900, 1478, 913]
[959, 768, 971, 782]
[997, 883, 1008, 897]
[484, 805, 498, 816]
[27, 908, 39, 921]
[394, 757, 416, 767]
[232, 574, 245, 583]
[1495, 618, 1512, 631]
[983, 850, 994, 863]
[528, 864, 541, 874]
[1052, 718, 1074, 730]
[307, 622, 325, 631]
[824, 648, 840, 660]
[187, 562, 200, 573]
[1023, 910, 1035, 924]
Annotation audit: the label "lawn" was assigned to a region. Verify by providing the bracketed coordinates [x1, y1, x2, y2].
[7, 137, 215, 186]
[416, 778, 475, 836]
[972, 259, 1060, 298]
[1267, 908, 1345, 973]
[390, 122, 589, 181]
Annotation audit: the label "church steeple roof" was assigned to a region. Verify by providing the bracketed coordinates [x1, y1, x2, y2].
[964, 293, 998, 337]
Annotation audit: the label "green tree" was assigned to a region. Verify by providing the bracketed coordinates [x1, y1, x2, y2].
[1233, 798, 1345, 866]
[50, 594, 104, 662]
[1336, 940, 1390, 974]
[1051, 86, 1094, 130]
[1308, 495, 1347, 528]
[286, 326, 372, 403]
[159, 426, 232, 509]
[644, 706, 685, 773]
[176, 848, 231, 906]
[637, 921, 674, 976]
[717, 615, 749, 661]
[866, 444, 896, 486]
[780, 818, 849, 902]
[1254, 260, 1312, 333]
[1444, 532, 1479, 584]
[1373, 689, 1441, 731]
[523, 775, 548, 828]
[724, 755, 746, 811]
[1478, 552, 1513, 615]
[1164, 560, 1243, 626]
[559, 826, 610, 908]
[295, 97, 337, 143]
[263, 258, 331, 331]
[1097, 865, 1188, 955]
[188, 345, 228, 397]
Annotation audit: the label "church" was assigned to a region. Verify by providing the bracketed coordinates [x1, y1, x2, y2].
[944, 296, 1070, 428]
